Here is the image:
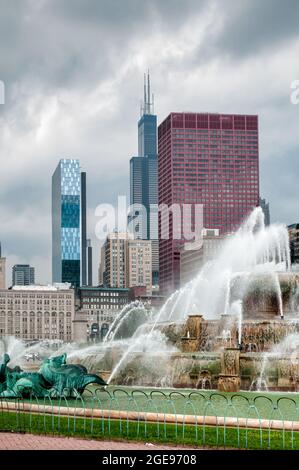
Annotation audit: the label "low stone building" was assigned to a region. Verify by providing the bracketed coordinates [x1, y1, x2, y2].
[0, 283, 75, 342]
[75, 286, 130, 342]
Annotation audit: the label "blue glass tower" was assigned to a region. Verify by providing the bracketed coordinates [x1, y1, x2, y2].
[138, 114, 157, 158]
[52, 159, 81, 287]
[129, 72, 159, 285]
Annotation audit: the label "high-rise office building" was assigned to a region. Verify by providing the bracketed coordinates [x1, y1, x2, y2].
[158, 112, 259, 294]
[99, 232, 152, 294]
[52, 159, 81, 288]
[259, 197, 270, 226]
[126, 239, 152, 295]
[129, 71, 159, 285]
[0, 243, 6, 289]
[81, 172, 87, 285]
[12, 264, 35, 286]
[98, 244, 106, 285]
[87, 238, 93, 286]
[100, 232, 132, 288]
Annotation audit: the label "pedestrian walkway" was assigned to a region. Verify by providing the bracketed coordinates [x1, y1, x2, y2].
[0, 432, 201, 450]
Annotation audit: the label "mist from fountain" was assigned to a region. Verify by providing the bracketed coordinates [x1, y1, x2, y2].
[106, 207, 292, 383]
[107, 330, 177, 385]
[148, 289, 179, 333]
[1, 207, 296, 389]
[156, 207, 291, 322]
[230, 300, 243, 346]
[271, 272, 284, 318]
[252, 334, 299, 391]
[0, 336, 63, 367]
[250, 352, 270, 391]
[104, 301, 145, 343]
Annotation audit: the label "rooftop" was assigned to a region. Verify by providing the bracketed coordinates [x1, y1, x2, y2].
[11, 283, 72, 292]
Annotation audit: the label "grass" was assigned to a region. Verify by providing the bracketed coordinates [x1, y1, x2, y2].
[0, 410, 299, 450]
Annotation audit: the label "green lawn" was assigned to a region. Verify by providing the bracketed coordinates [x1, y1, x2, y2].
[1, 410, 299, 450]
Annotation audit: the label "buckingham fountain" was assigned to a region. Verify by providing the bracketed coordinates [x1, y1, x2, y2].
[1, 207, 299, 395]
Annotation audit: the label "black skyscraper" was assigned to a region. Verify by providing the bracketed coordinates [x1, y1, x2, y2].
[81, 172, 87, 285]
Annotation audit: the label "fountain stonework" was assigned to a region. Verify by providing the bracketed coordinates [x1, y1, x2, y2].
[181, 315, 204, 352]
[218, 348, 241, 392]
[3, 208, 299, 393]
[76, 269, 299, 392]
[69, 260, 299, 391]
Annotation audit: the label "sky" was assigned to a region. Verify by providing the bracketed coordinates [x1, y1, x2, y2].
[0, 0, 299, 286]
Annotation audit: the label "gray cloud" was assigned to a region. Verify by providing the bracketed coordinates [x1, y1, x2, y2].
[0, 0, 298, 285]
[214, 0, 299, 59]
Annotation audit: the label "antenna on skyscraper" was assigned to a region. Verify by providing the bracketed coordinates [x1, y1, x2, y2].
[147, 70, 151, 114]
[141, 69, 154, 115]
[144, 73, 147, 115]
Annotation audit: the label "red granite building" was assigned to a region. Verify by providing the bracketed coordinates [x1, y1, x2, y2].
[158, 112, 259, 294]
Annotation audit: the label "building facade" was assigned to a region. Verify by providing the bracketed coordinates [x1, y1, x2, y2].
[0, 284, 74, 342]
[0, 243, 6, 290]
[99, 232, 152, 294]
[52, 159, 81, 287]
[76, 286, 130, 341]
[100, 232, 132, 288]
[126, 239, 152, 295]
[288, 224, 299, 265]
[87, 239, 93, 286]
[12, 264, 35, 286]
[129, 72, 159, 285]
[158, 112, 259, 294]
[180, 230, 226, 286]
[98, 244, 106, 285]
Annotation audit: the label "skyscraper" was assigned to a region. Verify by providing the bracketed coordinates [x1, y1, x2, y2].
[100, 232, 131, 288]
[158, 112, 259, 294]
[259, 197, 270, 226]
[87, 238, 93, 286]
[126, 238, 152, 295]
[99, 232, 152, 294]
[0, 243, 6, 289]
[12, 264, 35, 286]
[81, 172, 87, 285]
[52, 159, 81, 287]
[129, 71, 159, 285]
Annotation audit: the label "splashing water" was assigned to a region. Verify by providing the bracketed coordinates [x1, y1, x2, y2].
[0, 336, 63, 366]
[230, 300, 243, 346]
[104, 301, 143, 342]
[107, 330, 177, 384]
[1, 207, 296, 387]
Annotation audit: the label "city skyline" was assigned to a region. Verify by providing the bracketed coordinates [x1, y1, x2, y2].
[0, 0, 299, 285]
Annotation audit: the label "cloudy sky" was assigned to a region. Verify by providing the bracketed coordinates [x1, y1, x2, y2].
[0, 0, 299, 285]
